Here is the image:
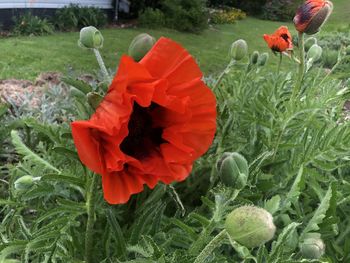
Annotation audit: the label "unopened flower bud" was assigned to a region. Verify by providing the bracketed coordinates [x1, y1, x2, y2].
[294, 0, 333, 35]
[300, 237, 325, 259]
[14, 175, 40, 192]
[217, 152, 248, 189]
[257, 52, 269, 66]
[307, 44, 323, 62]
[78, 26, 104, 49]
[250, 51, 259, 65]
[128, 33, 156, 62]
[305, 37, 318, 51]
[87, 92, 103, 110]
[225, 206, 276, 248]
[230, 39, 248, 61]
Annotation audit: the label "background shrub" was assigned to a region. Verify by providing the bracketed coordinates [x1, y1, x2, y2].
[129, 0, 164, 18]
[138, 8, 165, 28]
[54, 4, 108, 31]
[210, 7, 246, 24]
[13, 13, 54, 36]
[262, 0, 303, 21]
[162, 0, 208, 33]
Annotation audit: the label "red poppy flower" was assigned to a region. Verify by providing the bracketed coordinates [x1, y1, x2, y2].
[294, 0, 333, 35]
[71, 37, 217, 204]
[263, 26, 293, 53]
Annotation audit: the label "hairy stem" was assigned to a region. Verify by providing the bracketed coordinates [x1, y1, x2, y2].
[291, 32, 305, 101]
[194, 229, 227, 263]
[85, 173, 98, 263]
[277, 53, 282, 75]
[213, 59, 235, 90]
[93, 48, 111, 82]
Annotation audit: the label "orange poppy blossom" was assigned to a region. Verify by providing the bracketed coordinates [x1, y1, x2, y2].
[263, 26, 293, 53]
[71, 37, 217, 204]
[294, 0, 333, 35]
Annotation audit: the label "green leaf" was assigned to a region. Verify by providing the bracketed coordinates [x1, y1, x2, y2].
[11, 130, 60, 173]
[264, 195, 281, 215]
[300, 182, 336, 240]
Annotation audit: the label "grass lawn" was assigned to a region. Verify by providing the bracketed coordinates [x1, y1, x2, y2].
[0, 0, 348, 81]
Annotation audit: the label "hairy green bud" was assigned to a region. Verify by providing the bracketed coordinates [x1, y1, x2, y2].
[300, 237, 325, 259]
[78, 26, 104, 49]
[257, 52, 269, 66]
[230, 39, 248, 61]
[14, 175, 40, 192]
[217, 152, 248, 189]
[128, 33, 156, 62]
[307, 44, 323, 62]
[225, 205, 276, 248]
[250, 51, 259, 65]
[305, 37, 317, 52]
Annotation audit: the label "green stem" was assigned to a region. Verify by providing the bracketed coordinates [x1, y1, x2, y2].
[213, 60, 235, 90]
[291, 32, 305, 101]
[85, 173, 98, 263]
[93, 48, 111, 82]
[194, 229, 227, 263]
[277, 53, 282, 75]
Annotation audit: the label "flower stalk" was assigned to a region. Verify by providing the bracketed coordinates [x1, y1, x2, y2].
[85, 172, 98, 263]
[194, 229, 227, 263]
[93, 48, 111, 82]
[292, 32, 305, 100]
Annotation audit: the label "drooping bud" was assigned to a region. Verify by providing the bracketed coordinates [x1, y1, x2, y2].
[345, 46, 350, 56]
[300, 237, 325, 259]
[305, 37, 318, 51]
[250, 51, 259, 65]
[230, 39, 248, 61]
[257, 52, 269, 66]
[225, 206, 276, 248]
[307, 44, 323, 62]
[128, 33, 156, 62]
[87, 92, 103, 110]
[294, 0, 333, 35]
[217, 152, 248, 189]
[14, 175, 40, 192]
[78, 26, 104, 49]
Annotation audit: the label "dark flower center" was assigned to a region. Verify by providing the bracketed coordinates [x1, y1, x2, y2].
[280, 33, 290, 42]
[120, 102, 165, 159]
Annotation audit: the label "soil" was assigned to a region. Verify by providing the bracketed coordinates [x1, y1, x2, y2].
[0, 72, 62, 108]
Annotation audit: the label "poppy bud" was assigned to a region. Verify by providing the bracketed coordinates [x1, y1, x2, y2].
[225, 205, 276, 248]
[294, 0, 333, 35]
[14, 175, 40, 192]
[250, 51, 259, 65]
[78, 26, 104, 49]
[307, 44, 323, 62]
[217, 152, 248, 189]
[230, 39, 248, 61]
[257, 52, 269, 66]
[305, 37, 317, 51]
[87, 92, 103, 110]
[300, 237, 325, 259]
[128, 33, 156, 62]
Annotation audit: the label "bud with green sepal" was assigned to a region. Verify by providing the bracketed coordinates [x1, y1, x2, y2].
[128, 33, 156, 62]
[225, 205, 276, 248]
[217, 152, 248, 189]
[250, 51, 259, 65]
[230, 39, 248, 61]
[305, 37, 318, 52]
[14, 175, 41, 192]
[257, 52, 269, 67]
[78, 26, 104, 49]
[300, 234, 325, 259]
[307, 44, 323, 62]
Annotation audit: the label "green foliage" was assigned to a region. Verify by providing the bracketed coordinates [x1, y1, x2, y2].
[262, 0, 303, 21]
[138, 8, 166, 29]
[12, 13, 54, 36]
[54, 4, 108, 31]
